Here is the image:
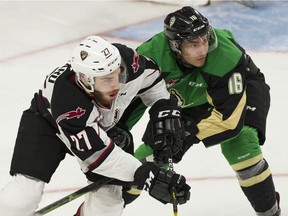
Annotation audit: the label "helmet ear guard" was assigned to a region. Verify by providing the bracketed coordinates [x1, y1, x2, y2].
[207, 28, 218, 53]
[76, 72, 95, 93]
[70, 36, 122, 93]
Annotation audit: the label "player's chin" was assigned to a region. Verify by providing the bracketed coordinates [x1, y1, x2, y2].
[195, 58, 206, 67]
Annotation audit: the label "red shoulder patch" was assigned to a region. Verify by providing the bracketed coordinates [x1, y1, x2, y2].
[56, 107, 86, 123]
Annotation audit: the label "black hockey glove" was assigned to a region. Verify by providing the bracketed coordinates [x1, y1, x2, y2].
[142, 95, 185, 164]
[172, 115, 200, 163]
[107, 124, 134, 154]
[134, 162, 190, 205]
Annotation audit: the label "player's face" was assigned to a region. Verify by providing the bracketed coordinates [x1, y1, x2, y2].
[180, 34, 209, 67]
[93, 67, 122, 105]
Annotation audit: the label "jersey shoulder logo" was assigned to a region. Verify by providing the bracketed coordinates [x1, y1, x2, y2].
[56, 107, 86, 124]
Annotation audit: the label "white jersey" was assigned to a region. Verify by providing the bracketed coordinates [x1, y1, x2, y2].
[36, 43, 169, 182]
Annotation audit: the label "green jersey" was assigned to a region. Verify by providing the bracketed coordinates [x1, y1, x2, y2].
[124, 28, 269, 146]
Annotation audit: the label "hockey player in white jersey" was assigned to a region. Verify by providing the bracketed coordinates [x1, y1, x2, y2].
[0, 36, 190, 216]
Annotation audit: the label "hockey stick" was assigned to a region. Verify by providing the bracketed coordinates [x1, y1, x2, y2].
[167, 138, 178, 216]
[168, 157, 178, 216]
[35, 177, 113, 215]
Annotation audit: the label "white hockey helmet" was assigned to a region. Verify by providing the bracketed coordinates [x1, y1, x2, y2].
[71, 36, 121, 93]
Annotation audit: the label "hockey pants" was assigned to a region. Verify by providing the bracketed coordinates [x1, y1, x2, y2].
[75, 184, 124, 216]
[0, 174, 45, 216]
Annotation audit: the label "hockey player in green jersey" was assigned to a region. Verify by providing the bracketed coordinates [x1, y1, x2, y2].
[126, 6, 280, 216]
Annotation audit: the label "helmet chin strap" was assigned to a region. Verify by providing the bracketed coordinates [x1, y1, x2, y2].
[76, 74, 95, 93]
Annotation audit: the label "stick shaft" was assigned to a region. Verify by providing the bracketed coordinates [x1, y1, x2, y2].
[168, 158, 178, 216]
[35, 177, 113, 215]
